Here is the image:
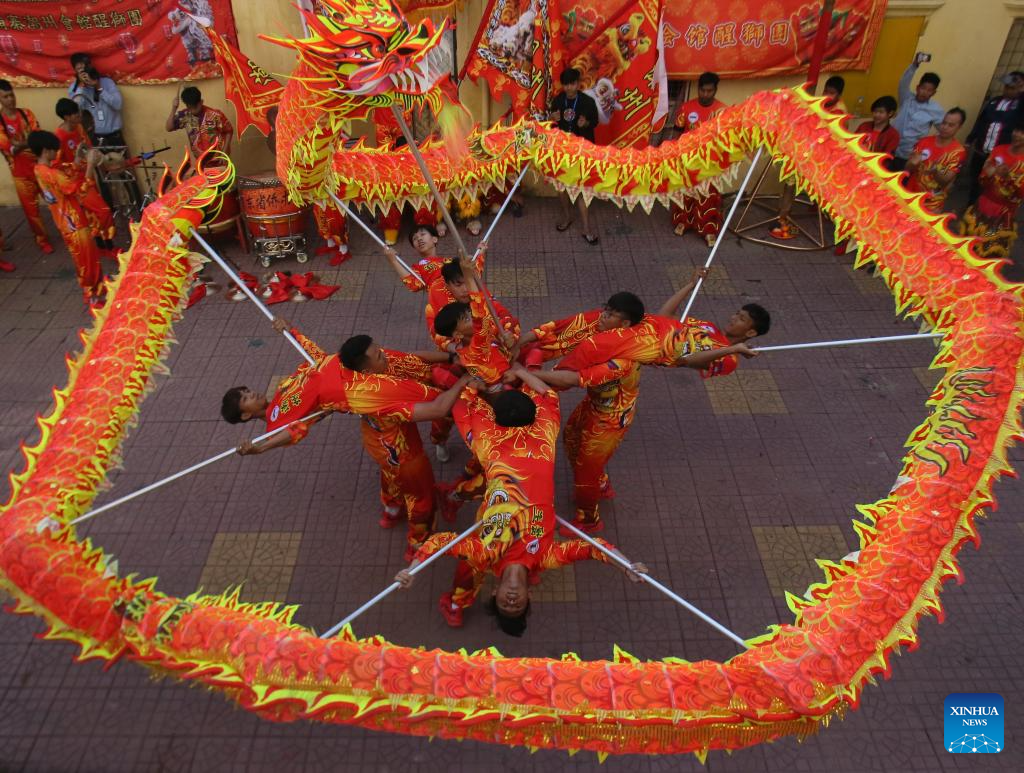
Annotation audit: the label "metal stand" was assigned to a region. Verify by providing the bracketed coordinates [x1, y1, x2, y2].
[729, 156, 836, 252]
[96, 145, 142, 223]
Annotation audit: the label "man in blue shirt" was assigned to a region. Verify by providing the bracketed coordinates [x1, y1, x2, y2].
[892, 55, 945, 170]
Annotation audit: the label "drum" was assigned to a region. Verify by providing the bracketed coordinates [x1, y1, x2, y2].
[196, 188, 241, 238]
[238, 172, 309, 266]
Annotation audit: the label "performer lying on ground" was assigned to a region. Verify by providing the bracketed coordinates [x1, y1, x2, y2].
[558, 269, 767, 375]
[221, 321, 473, 557]
[519, 292, 647, 534]
[395, 369, 648, 635]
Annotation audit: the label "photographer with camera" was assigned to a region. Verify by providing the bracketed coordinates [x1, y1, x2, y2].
[891, 53, 945, 171]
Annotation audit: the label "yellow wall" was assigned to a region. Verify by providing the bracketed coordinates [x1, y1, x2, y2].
[1, 0, 1019, 205]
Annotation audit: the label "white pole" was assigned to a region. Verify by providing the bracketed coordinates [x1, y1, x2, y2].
[320, 520, 485, 638]
[390, 105, 470, 260]
[680, 147, 765, 322]
[478, 165, 529, 248]
[64, 411, 328, 529]
[556, 516, 749, 649]
[189, 229, 316, 366]
[326, 191, 426, 288]
[756, 331, 943, 353]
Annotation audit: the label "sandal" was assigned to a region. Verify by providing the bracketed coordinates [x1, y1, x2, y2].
[555, 220, 572, 232]
[583, 233, 600, 245]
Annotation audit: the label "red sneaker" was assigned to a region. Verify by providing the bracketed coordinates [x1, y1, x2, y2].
[40, 241, 55, 254]
[435, 482, 462, 523]
[379, 508, 404, 529]
[558, 518, 604, 538]
[328, 251, 350, 267]
[438, 593, 464, 627]
[0, 259, 14, 273]
[599, 481, 616, 500]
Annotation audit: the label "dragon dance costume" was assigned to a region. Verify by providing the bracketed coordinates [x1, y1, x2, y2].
[420, 387, 619, 612]
[267, 333, 444, 552]
[0, 107, 52, 251]
[54, 123, 115, 243]
[33, 161, 102, 304]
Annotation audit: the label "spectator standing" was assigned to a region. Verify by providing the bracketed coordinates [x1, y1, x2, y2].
[891, 54, 945, 170]
[54, 98, 116, 256]
[550, 67, 600, 245]
[69, 65, 127, 148]
[0, 80, 54, 255]
[964, 71, 1024, 204]
[770, 76, 846, 240]
[960, 121, 1024, 257]
[855, 96, 900, 159]
[671, 71, 727, 246]
[904, 108, 967, 214]
[165, 86, 233, 167]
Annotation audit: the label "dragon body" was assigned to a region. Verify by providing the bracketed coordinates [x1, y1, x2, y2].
[2, 0, 1023, 759]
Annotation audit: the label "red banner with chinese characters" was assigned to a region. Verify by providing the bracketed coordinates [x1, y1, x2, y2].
[662, 0, 888, 79]
[564, 0, 665, 147]
[0, 1, 238, 87]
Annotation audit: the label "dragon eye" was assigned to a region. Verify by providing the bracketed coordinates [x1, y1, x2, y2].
[619, 24, 630, 35]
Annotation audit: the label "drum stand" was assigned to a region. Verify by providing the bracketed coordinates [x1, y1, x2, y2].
[96, 145, 142, 224]
[728, 157, 837, 251]
[244, 215, 309, 268]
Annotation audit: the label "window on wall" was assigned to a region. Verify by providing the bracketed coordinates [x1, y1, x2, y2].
[988, 18, 1024, 97]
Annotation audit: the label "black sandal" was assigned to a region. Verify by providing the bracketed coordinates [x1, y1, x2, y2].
[583, 233, 600, 245]
[556, 220, 573, 232]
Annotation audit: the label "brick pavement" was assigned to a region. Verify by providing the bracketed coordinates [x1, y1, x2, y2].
[1, 196, 1022, 772]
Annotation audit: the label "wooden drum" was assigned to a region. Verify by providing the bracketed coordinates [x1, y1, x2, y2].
[238, 172, 310, 266]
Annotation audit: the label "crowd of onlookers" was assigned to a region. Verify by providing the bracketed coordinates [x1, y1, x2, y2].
[4, 50, 1024, 301]
[0, 53, 233, 302]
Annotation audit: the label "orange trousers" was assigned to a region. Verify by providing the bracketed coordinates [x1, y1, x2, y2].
[360, 419, 436, 549]
[562, 401, 631, 525]
[14, 173, 50, 248]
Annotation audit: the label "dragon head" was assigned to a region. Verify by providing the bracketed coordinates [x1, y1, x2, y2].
[285, 0, 453, 102]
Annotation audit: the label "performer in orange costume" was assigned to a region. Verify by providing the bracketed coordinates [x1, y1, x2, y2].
[28, 131, 104, 306]
[960, 122, 1024, 256]
[671, 72, 727, 246]
[523, 292, 647, 534]
[904, 109, 967, 214]
[312, 202, 350, 265]
[395, 373, 647, 634]
[383, 227, 519, 460]
[433, 252, 517, 388]
[54, 99, 116, 256]
[222, 324, 471, 558]
[385, 231, 519, 351]
[559, 270, 768, 375]
[0, 81, 53, 254]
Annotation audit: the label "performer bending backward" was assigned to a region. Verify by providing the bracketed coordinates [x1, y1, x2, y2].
[222, 322, 472, 558]
[395, 367, 647, 636]
[515, 292, 647, 534]
[558, 269, 768, 376]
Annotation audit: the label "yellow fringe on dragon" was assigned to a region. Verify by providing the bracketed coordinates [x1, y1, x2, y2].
[2, 0, 1023, 760]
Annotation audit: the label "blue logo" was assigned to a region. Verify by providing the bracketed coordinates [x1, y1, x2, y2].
[944, 693, 1003, 753]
